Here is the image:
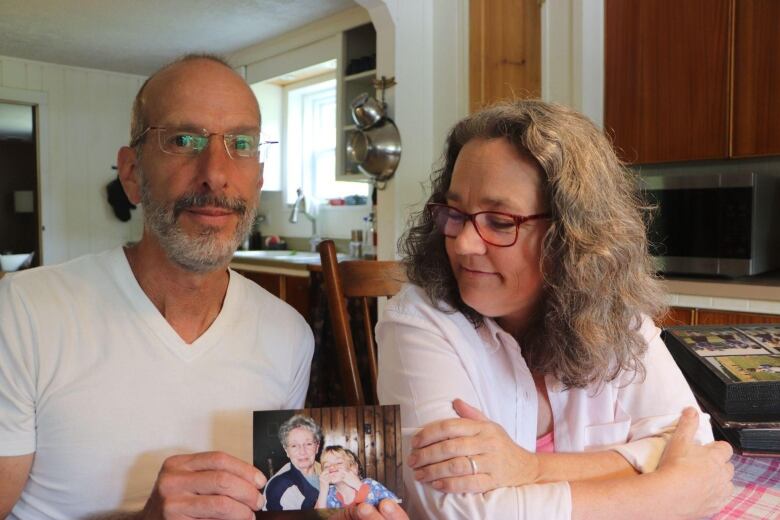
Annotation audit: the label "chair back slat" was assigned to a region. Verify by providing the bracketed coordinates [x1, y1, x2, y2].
[339, 261, 406, 298]
[318, 240, 406, 405]
[360, 296, 379, 404]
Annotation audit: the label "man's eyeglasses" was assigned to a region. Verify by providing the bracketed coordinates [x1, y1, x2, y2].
[428, 202, 551, 247]
[286, 441, 318, 453]
[131, 126, 278, 162]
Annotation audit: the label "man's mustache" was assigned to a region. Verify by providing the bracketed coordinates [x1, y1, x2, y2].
[172, 193, 247, 219]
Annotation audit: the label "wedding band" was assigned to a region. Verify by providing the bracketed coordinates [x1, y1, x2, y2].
[466, 455, 478, 475]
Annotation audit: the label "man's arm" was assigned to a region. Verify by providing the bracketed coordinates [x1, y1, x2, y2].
[0, 453, 33, 519]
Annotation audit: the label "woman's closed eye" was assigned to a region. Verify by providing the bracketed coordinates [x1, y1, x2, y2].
[484, 213, 516, 231]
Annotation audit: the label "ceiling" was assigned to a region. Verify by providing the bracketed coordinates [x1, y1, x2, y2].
[0, 0, 356, 76]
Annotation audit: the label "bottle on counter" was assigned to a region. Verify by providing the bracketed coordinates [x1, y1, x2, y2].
[363, 212, 377, 260]
[349, 229, 363, 259]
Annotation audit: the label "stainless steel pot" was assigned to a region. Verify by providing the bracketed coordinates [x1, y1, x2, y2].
[350, 93, 385, 129]
[347, 119, 401, 183]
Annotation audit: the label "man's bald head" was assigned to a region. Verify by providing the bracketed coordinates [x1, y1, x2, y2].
[129, 54, 260, 147]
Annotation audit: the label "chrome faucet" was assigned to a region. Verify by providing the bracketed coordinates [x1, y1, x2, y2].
[289, 188, 321, 251]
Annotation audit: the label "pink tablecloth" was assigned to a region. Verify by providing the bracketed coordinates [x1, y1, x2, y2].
[709, 455, 780, 519]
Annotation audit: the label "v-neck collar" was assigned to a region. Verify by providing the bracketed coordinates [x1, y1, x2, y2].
[108, 247, 243, 361]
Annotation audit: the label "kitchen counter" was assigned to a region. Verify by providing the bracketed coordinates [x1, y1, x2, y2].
[662, 270, 780, 314]
[229, 250, 348, 276]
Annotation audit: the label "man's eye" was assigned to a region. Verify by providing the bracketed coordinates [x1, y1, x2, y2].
[233, 135, 254, 151]
[170, 133, 198, 149]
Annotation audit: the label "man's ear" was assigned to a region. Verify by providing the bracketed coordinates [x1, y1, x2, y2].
[257, 162, 264, 190]
[117, 146, 142, 205]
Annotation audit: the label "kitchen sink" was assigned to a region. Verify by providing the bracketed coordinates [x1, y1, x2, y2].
[233, 250, 346, 264]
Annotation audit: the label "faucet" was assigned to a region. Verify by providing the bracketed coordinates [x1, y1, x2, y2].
[289, 188, 321, 252]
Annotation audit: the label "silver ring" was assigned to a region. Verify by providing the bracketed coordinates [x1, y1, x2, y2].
[466, 455, 478, 475]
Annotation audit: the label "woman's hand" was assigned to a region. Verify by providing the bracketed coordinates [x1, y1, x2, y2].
[407, 399, 540, 493]
[653, 407, 734, 518]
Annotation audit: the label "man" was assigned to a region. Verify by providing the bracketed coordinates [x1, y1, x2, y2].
[0, 55, 406, 520]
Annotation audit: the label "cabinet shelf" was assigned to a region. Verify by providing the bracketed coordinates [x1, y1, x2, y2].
[344, 69, 376, 82]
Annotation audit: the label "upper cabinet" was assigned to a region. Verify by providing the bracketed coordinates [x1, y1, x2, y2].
[605, 0, 731, 164]
[469, 0, 541, 112]
[731, 0, 780, 157]
[605, 0, 780, 164]
[336, 23, 377, 182]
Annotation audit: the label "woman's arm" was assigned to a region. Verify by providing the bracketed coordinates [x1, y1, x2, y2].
[570, 408, 733, 520]
[408, 399, 638, 493]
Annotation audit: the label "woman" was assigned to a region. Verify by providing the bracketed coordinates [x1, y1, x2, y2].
[263, 414, 323, 511]
[377, 100, 733, 519]
[316, 446, 399, 509]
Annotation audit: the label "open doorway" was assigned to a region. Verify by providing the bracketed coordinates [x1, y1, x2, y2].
[0, 102, 39, 270]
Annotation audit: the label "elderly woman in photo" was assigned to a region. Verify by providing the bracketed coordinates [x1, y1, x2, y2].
[377, 100, 733, 519]
[264, 414, 323, 511]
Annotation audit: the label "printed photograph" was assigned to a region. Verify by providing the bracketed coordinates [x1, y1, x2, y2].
[736, 325, 780, 354]
[253, 405, 403, 517]
[715, 354, 780, 383]
[675, 328, 771, 357]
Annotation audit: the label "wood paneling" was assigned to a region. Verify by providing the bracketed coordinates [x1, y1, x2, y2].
[696, 309, 780, 325]
[0, 55, 145, 264]
[604, 0, 731, 163]
[469, 0, 541, 113]
[731, 0, 780, 157]
[301, 405, 404, 502]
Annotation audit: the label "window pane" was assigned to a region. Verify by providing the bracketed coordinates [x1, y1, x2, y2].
[285, 76, 368, 204]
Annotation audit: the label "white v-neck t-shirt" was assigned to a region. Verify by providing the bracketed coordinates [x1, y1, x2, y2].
[0, 247, 314, 519]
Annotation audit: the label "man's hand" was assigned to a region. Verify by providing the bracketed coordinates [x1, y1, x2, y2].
[407, 398, 538, 493]
[139, 451, 266, 520]
[334, 499, 408, 520]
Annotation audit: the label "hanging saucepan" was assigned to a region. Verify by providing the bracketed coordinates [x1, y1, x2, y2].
[347, 118, 401, 183]
[350, 93, 385, 130]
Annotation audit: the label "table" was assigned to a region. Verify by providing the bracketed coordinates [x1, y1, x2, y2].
[709, 455, 780, 519]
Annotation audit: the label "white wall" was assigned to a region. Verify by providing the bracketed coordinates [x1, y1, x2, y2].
[0, 55, 145, 265]
[541, 0, 604, 127]
[358, 0, 470, 260]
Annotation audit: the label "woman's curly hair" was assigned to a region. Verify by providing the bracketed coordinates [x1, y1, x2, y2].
[401, 100, 666, 388]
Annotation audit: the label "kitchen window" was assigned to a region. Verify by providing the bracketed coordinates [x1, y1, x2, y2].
[251, 64, 369, 205]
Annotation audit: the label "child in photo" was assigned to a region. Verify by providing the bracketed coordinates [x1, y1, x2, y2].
[316, 445, 399, 509]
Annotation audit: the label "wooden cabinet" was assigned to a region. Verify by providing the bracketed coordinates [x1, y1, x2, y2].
[605, 0, 780, 164]
[731, 0, 780, 157]
[469, 0, 541, 112]
[659, 306, 780, 327]
[696, 309, 780, 325]
[657, 307, 697, 327]
[605, 0, 730, 163]
[235, 269, 311, 323]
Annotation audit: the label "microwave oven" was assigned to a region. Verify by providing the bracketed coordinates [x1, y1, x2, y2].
[642, 171, 780, 277]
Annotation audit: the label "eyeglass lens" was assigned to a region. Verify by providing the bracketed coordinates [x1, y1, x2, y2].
[431, 205, 518, 246]
[156, 128, 269, 160]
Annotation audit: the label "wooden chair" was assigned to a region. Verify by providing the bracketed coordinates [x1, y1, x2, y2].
[318, 240, 406, 405]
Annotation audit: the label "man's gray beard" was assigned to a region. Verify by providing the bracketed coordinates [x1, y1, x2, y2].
[139, 170, 256, 273]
